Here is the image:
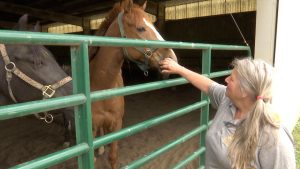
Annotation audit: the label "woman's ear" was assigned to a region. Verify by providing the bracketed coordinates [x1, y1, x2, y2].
[241, 91, 249, 98]
[240, 87, 252, 99]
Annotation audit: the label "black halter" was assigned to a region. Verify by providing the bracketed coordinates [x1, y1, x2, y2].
[117, 11, 158, 76]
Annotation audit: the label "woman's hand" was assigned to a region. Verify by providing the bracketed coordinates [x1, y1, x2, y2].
[159, 58, 182, 74]
[160, 57, 214, 93]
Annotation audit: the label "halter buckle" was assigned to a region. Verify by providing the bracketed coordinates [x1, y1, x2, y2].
[42, 85, 55, 98]
[144, 48, 152, 58]
[144, 71, 149, 76]
[44, 113, 54, 124]
[5, 62, 16, 72]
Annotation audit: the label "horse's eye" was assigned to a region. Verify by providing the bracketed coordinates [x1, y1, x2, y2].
[137, 27, 146, 32]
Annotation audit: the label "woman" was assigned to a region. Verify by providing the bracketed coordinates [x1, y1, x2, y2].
[160, 57, 296, 169]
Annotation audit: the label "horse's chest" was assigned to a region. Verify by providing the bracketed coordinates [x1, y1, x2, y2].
[92, 97, 124, 117]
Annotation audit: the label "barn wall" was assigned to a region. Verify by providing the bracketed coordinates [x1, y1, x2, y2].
[273, 1, 300, 131]
[163, 11, 256, 73]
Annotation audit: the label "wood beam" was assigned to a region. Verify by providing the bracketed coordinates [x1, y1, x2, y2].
[29, 0, 53, 7]
[165, 0, 207, 7]
[65, 1, 117, 15]
[0, 1, 83, 26]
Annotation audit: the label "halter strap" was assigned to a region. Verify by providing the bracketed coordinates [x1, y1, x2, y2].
[117, 11, 159, 75]
[0, 43, 72, 99]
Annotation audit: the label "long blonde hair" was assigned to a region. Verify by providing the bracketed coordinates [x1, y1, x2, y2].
[228, 58, 280, 169]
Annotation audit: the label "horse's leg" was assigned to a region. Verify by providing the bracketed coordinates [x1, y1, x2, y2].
[108, 120, 122, 169]
[92, 126, 98, 162]
[98, 127, 105, 155]
[93, 127, 105, 163]
[61, 108, 75, 147]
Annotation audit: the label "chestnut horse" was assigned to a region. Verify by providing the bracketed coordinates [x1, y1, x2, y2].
[89, 0, 177, 168]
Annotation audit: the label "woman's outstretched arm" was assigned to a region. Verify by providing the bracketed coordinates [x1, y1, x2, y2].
[160, 58, 215, 94]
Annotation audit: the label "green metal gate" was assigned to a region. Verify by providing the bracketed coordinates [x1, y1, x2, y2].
[0, 29, 251, 169]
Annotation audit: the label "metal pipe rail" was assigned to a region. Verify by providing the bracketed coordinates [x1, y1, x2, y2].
[11, 143, 90, 169]
[173, 146, 206, 169]
[0, 30, 251, 53]
[0, 29, 251, 169]
[0, 94, 86, 120]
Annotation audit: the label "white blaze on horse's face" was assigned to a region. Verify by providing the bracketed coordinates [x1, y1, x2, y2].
[143, 18, 164, 41]
[142, 17, 178, 64]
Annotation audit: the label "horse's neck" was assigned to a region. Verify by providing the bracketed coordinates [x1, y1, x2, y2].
[90, 47, 124, 90]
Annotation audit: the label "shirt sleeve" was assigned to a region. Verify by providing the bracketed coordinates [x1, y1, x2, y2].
[207, 82, 227, 109]
[258, 127, 296, 169]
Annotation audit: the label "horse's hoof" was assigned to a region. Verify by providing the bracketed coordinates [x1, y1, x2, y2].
[98, 146, 105, 155]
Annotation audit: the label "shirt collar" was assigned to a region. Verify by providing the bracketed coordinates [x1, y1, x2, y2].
[226, 102, 242, 125]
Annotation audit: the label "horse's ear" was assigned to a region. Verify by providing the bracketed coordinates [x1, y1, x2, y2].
[34, 21, 41, 32]
[120, 0, 133, 12]
[130, 0, 147, 10]
[135, 0, 147, 10]
[142, 1, 147, 10]
[17, 14, 29, 30]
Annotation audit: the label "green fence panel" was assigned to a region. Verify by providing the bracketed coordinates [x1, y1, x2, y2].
[0, 29, 251, 169]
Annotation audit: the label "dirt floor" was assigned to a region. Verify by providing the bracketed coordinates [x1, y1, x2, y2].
[0, 84, 213, 169]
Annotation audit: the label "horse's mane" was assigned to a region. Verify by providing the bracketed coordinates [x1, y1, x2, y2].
[95, 3, 150, 36]
[94, 3, 123, 37]
[88, 3, 122, 60]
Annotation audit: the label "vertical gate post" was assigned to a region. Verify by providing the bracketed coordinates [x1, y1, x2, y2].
[71, 43, 94, 169]
[199, 48, 211, 168]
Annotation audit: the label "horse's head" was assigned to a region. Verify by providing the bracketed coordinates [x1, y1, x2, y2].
[106, 0, 177, 77]
[4, 14, 72, 101]
[9, 14, 54, 66]
[0, 14, 75, 146]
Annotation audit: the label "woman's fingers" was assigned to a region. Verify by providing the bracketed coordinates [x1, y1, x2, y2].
[160, 58, 178, 74]
[159, 59, 170, 69]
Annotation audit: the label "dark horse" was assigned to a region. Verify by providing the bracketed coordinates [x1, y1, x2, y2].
[0, 14, 74, 146]
[89, 0, 177, 168]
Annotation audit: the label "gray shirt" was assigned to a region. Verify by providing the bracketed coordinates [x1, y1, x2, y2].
[205, 83, 296, 169]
